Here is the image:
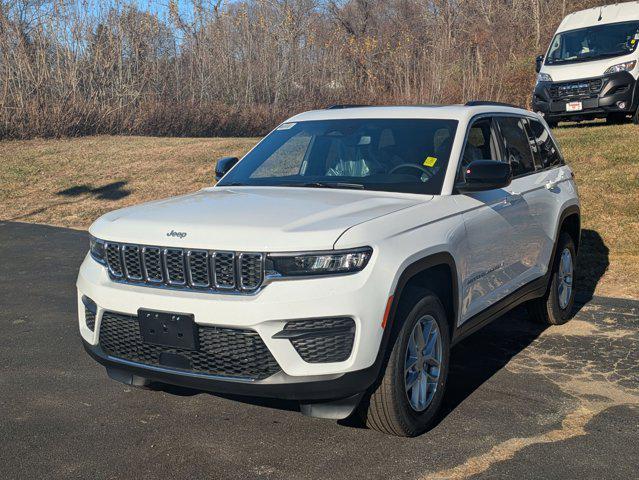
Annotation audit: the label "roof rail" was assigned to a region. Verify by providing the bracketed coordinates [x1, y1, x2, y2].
[465, 100, 521, 108]
[326, 104, 369, 109]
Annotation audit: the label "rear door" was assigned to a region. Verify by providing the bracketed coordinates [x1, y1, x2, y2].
[527, 118, 571, 271]
[494, 116, 549, 288]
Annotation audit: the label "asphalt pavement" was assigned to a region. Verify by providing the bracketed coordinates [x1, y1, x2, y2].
[1, 221, 637, 480]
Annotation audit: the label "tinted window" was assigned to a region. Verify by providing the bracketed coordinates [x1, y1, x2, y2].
[529, 120, 563, 169]
[497, 117, 535, 177]
[218, 119, 459, 195]
[546, 21, 639, 65]
[458, 117, 503, 181]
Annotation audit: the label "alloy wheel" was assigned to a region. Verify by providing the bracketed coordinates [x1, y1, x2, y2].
[404, 315, 443, 412]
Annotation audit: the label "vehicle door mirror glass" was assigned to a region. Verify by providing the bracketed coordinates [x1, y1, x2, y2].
[215, 157, 239, 181]
[457, 160, 512, 192]
[535, 54, 544, 73]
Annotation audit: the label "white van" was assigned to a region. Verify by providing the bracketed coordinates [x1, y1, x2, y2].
[532, 1, 639, 126]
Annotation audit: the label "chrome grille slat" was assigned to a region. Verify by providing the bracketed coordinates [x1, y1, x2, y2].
[105, 243, 123, 278]
[213, 252, 236, 289]
[102, 242, 263, 294]
[122, 245, 143, 281]
[164, 248, 186, 285]
[187, 250, 210, 288]
[142, 246, 163, 283]
[239, 253, 264, 291]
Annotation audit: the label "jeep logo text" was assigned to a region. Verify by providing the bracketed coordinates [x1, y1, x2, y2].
[166, 230, 187, 239]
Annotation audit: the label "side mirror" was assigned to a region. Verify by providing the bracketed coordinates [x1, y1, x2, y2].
[535, 54, 544, 73]
[456, 160, 512, 193]
[215, 156, 239, 181]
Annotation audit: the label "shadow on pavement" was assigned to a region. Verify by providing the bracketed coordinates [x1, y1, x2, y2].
[576, 229, 609, 305]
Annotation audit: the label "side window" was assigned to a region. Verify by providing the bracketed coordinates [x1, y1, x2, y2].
[458, 117, 502, 181]
[496, 116, 536, 177]
[528, 119, 563, 169]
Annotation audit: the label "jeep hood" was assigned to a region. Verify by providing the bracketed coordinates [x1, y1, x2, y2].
[89, 186, 428, 251]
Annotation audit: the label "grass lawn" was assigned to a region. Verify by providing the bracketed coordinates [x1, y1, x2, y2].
[1, 124, 637, 299]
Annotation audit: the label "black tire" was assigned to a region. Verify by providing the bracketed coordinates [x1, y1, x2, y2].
[546, 119, 558, 128]
[528, 232, 576, 325]
[632, 109, 639, 125]
[360, 290, 450, 437]
[606, 113, 627, 125]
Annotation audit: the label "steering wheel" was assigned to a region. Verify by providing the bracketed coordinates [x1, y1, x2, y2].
[389, 163, 435, 179]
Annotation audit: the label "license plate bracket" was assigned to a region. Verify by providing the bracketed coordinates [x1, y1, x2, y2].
[566, 101, 583, 112]
[138, 309, 198, 350]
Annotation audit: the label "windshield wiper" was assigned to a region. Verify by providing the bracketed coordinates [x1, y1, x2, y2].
[286, 182, 365, 190]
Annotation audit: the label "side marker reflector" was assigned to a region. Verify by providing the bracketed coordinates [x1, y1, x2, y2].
[382, 295, 394, 329]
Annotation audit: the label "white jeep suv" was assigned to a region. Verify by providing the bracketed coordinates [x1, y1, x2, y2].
[78, 103, 580, 437]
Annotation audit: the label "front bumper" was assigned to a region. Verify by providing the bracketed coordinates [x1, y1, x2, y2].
[77, 252, 389, 401]
[82, 339, 377, 401]
[532, 71, 638, 121]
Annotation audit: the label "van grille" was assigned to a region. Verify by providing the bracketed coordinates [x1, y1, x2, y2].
[549, 78, 603, 100]
[104, 242, 264, 293]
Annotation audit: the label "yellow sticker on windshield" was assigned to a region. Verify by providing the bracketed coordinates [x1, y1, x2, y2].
[423, 156, 438, 167]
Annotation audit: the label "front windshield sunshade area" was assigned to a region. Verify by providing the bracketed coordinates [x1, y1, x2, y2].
[217, 119, 459, 194]
[546, 21, 639, 65]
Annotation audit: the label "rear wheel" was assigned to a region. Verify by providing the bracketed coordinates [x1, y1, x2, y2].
[361, 291, 450, 437]
[528, 232, 576, 325]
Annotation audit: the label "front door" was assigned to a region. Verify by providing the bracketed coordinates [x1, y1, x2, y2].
[455, 117, 524, 322]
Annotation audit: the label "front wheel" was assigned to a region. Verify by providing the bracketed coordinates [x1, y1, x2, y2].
[632, 109, 639, 125]
[607, 113, 628, 125]
[361, 291, 450, 437]
[528, 232, 576, 325]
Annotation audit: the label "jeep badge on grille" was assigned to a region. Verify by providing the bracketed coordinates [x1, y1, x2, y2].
[166, 230, 187, 239]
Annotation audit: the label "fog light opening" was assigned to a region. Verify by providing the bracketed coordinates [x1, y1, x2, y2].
[617, 101, 627, 110]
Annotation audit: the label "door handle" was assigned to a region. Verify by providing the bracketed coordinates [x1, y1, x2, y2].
[508, 191, 522, 202]
[546, 171, 566, 190]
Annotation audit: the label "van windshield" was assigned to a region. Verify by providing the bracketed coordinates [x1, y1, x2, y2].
[217, 119, 458, 195]
[546, 21, 639, 65]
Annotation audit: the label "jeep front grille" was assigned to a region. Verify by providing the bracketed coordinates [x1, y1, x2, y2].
[104, 242, 264, 293]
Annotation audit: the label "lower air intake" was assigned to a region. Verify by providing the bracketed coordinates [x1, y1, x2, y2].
[281, 317, 355, 363]
[98, 311, 281, 380]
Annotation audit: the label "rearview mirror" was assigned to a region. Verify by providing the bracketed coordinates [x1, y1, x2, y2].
[215, 157, 239, 181]
[456, 160, 512, 193]
[535, 54, 544, 73]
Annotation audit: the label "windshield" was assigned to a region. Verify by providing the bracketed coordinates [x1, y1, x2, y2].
[217, 118, 458, 195]
[546, 21, 639, 65]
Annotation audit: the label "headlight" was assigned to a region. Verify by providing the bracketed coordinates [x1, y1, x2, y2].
[604, 60, 637, 75]
[537, 73, 552, 83]
[266, 247, 372, 278]
[89, 236, 107, 265]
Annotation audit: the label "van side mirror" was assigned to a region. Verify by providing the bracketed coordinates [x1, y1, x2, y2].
[456, 160, 512, 193]
[535, 54, 544, 73]
[215, 157, 239, 181]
